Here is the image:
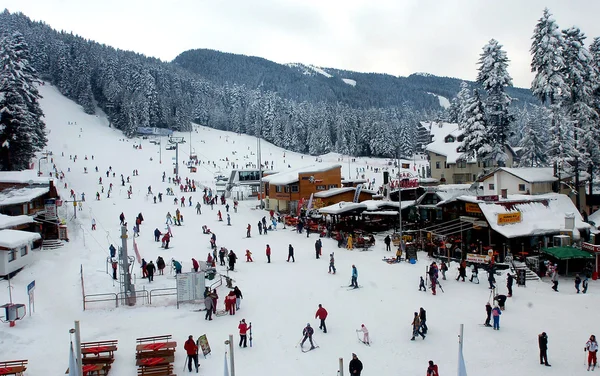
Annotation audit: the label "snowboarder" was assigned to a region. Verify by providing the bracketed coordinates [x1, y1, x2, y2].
[585, 334, 598, 371]
[265, 245, 271, 263]
[426, 360, 439, 376]
[328, 253, 336, 274]
[350, 265, 358, 288]
[419, 276, 426, 291]
[238, 319, 248, 347]
[233, 286, 243, 310]
[506, 272, 514, 296]
[146, 261, 156, 282]
[539, 332, 550, 366]
[419, 307, 427, 334]
[484, 302, 492, 327]
[349, 353, 363, 375]
[245, 250, 253, 262]
[411, 312, 425, 340]
[300, 323, 315, 349]
[357, 324, 369, 344]
[492, 305, 501, 330]
[246, 224, 251, 238]
[315, 304, 328, 333]
[384, 235, 391, 252]
[184, 335, 199, 372]
[287, 244, 295, 262]
[575, 274, 582, 293]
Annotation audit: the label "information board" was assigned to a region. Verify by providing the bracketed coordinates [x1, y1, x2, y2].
[176, 272, 206, 308]
[198, 334, 211, 357]
[516, 269, 527, 287]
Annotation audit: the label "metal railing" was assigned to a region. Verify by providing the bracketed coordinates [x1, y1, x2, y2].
[83, 293, 118, 310]
[149, 288, 177, 304]
[117, 289, 148, 306]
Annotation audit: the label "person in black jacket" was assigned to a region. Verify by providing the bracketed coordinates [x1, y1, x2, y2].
[228, 250, 237, 271]
[507, 273, 514, 296]
[539, 332, 551, 366]
[349, 353, 363, 375]
[494, 294, 507, 310]
[146, 261, 156, 282]
[484, 302, 492, 327]
[419, 307, 428, 334]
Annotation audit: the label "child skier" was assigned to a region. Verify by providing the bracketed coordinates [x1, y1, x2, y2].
[300, 323, 315, 349]
[586, 334, 598, 371]
[245, 250, 253, 262]
[492, 305, 502, 330]
[357, 324, 370, 345]
[328, 253, 336, 274]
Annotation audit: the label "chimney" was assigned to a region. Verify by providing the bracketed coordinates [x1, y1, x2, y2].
[565, 213, 575, 230]
[501, 189, 508, 199]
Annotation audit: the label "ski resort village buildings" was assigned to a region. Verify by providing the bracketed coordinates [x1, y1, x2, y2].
[422, 122, 516, 185]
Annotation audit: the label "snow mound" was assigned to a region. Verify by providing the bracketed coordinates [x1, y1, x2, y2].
[427, 92, 450, 109]
[341, 78, 356, 86]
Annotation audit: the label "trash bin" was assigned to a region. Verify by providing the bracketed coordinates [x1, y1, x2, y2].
[206, 269, 216, 281]
[593, 272, 598, 281]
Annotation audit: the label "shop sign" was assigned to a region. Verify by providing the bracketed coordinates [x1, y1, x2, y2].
[466, 253, 491, 264]
[582, 242, 600, 253]
[497, 212, 521, 225]
[465, 202, 481, 214]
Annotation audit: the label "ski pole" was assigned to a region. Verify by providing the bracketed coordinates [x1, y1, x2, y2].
[183, 355, 188, 372]
[295, 336, 304, 348]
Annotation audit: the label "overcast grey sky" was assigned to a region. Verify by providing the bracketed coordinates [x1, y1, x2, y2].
[3, 0, 599, 88]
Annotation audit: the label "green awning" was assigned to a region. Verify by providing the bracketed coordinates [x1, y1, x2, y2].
[542, 247, 595, 260]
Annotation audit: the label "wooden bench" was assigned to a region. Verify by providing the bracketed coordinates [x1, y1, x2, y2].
[135, 356, 174, 367]
[82, 356, 114, 365]
[137, 364, 175, 376]
[0, 360, 28, 376]
[136, 349, 175, 360]
[81, 340, 118, 359]
[135, 342, 177, 354]
[65, 363, 109, 376]
[136, 335, 172, 344]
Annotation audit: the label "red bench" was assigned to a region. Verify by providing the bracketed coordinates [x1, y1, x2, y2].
[0, 360, 27, 376]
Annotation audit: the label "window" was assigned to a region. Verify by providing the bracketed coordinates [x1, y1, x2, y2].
[275, 186, 282, 193]
[8, 249, 17, 262]
[284, 186, 290, 193]
[488, 183, 495, 190]
[444, 162, 448, 169]
[445, 135, 455, 143]
[518, 184, 526, 192]
[316, 185, 326, 190]
[456, 160, 466, 168]
[435, 161, 441, 169]
[20, 246, 28, 257]
[291, 185, 299, 193]
[328, 184, 338, 189]
[457, 135, 465, 142]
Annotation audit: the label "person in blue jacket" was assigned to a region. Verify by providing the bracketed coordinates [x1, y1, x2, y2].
[172, 259, 182, 274]
[350, 265, 359, 289]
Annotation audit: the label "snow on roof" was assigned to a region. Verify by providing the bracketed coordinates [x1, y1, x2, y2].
[0, 229, 41, 249]
[421, 121, 472, 164]
[486, 167, 558, 183]
[262, 165, 341, 186]
[318, 202, 367, 215]
[0, 170, 51, 184]
[0, 187, 50, 206]
[589, 210, 600, 227]
[0, 214, 34, 230]
[341, 179, 368, 184]
[476, 193, 591, 239]
[360, 200, 415, 211]
[314, 187, 355, 198]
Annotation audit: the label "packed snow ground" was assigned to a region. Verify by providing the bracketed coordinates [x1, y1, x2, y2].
[0, 84, 598, 376]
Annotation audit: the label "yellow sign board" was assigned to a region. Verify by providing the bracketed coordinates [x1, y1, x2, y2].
[497, 212, 521, 225]
[465, 203, 482, 214]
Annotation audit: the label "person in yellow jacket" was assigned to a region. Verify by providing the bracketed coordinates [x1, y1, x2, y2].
[396, 248, 402, 262]
[347, 234, 353, 250]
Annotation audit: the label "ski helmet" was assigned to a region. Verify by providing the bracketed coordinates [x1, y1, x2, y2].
[307, 323, 311, 326]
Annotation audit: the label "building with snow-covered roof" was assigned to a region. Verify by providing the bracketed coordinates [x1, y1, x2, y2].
[0, 229, 42, 277]
[0, 214, 35, 231]
[262, 165, 342, 213]
[0, 170, 52, 190]
[422, 121, 516, 185]
[313, 187, 374, 207]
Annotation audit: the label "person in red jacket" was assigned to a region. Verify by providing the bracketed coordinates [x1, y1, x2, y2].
[315, 304, 328, 333]
[184, 335, 199, 372]
[192, 258, 199, 272]
[426, 360, 439, 376]
[238, 319, 248, 347]
[265, 244, 271, 263]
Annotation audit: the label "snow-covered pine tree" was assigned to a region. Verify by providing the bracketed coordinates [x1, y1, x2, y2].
[477, 39, 513, 165]
[0, 32, 47, 170]
[518, 105, 550, 167]
[455, 82, 472, 128]
[459, 89, 489, 162]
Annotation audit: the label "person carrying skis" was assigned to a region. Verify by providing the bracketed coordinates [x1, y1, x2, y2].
[349, 353, 363, 375]
[238, 319, 248, 347]
[539, 332, 550, 366]
[350, 265, 358, 288]
[357, 324, 369, 345]
[146, 261, 156, 282]
[287, 244, 295, 262]
[184, 335, 199, 372]
[492, 305, 501, 330]
[384, 235, 391, 252]
[300, 323, 315, 349]
[586, 334, 598, 371]
[245, 250, 253, 262]
[426, 360, 439, 376]
[328, 253, 336, 274]
[411, 312, 425, 340]
[484, 302, 492, 327]
[315, 304, 328, 333]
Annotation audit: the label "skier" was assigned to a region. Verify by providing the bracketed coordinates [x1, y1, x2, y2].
[349, 353, 363, 375]
[384, 235, 391, 252]
[492, 305, 501, 330]
[328, 253, 336, 274]
[350, 265, 358, 288]
[141, 259, 148, 278]
[411, 312, 425, 340]
[585, 334, 598, 371]
[196, 202, 201, 214]
[166, 212, 173, 225]
[227, 214, 231, 226]
[506, 272, 514, 296]
[470, 264, 479, 283]
[146, 261, 156, 282]
[265, 245, 271, 263]
[238, 319, 248, 347]
[258, 221, 263, 235]
[300, 323, 315, 350]
[315, 304, 328, 333]
[219, 248, 227, 266]
[575, 274, 582, 293]
[488, 269, 496, 290]
[119, 212, 125, 226]
[111, 259, 118, 280]
[419, 276, 426, 291]
[419, 307, 427, 334]
[484, 302, 492, 327]
[246, 224, 251, 238]
[233, 286, 243, 310]
[456, 260, 466, 282]
[184, 335, 199, 372]
[162, 233, 171, 249]
[347, 234, 353, 250]
[154, 228, 161, 242]
[357, 324, 369, 345]
[426, 360, 439, 376]
[539, 332, 550, 366]
[91, 218, 96, 231]
[287, 244, 295, 262]
[218, 210, 222, 221]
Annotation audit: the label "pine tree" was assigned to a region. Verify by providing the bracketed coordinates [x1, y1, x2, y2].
[518, 105, 550, 167]
[455, 82, 472, 128]
[0, 32, 47, 170]
[477, 39, 513, 165]
[460, 89, 489, 162]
